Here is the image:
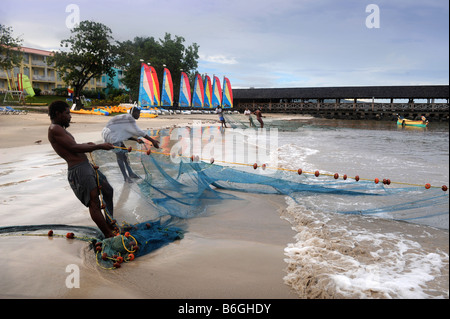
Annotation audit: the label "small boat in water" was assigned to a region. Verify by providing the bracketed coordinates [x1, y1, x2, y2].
[397, 115, 428, 127]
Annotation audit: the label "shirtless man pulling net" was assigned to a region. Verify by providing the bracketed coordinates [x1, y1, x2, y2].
[48, 100, 115, 238]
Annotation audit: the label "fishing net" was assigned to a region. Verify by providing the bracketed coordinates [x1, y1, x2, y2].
[94, 218, 183, 269]
[1, 117, 447, 270]
[84, 119, 448, 269]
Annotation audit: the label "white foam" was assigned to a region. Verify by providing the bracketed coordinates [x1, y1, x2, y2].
[282, 197, 449, 299]
[276, 143, 319, 172]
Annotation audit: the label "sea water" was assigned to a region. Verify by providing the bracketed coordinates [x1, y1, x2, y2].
[264, 117, 449, 299]
[160, 116, 449, 299]
[0, 116, 448, 299]
[270, 118, 449, 229]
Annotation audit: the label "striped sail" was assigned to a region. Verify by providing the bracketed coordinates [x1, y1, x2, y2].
[138, 63, 154, 107]
[221, 76, 233, 108]
[203, 75, 212, 108]
[149, 66, 160, 107]
[212, 76, 222, 108]
[192, 74, 204, 108]
[17, 74, 35, 97]
[161, 68, 173, 107]
[179, 72, 191, 107]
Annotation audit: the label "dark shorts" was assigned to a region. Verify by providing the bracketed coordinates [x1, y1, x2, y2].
[67, 161, 107, 207]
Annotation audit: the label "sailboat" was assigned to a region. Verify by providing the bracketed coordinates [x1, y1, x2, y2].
[192, 74, 204, 108]
[212, 76, 222, 108]
[161, 67, 173, 108]
[221, 76, 233, 109]
[138, 63, 154, 108]
[149, 66, 160, 107]
[17, 74, 35, 98]
[179, 71, 191, 108]
[137, 67, 231, 114]
[203, 75, 213, 108]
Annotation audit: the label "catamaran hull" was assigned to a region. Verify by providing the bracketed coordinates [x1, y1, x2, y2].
[397, 119, 428, 127]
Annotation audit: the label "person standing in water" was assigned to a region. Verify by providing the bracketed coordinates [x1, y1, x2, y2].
[102, 106, 160, 182]
[244, 107, 255, 127]
[253, 108, 264, 128]
[216, 106, 227, 128]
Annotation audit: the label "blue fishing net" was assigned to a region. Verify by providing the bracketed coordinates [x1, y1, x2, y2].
[87, 121, 448, 269]
[95, 217, 183, 269]
[1, 118, 447, 270]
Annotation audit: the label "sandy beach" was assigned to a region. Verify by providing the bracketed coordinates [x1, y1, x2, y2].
[0, 111, 299, 299]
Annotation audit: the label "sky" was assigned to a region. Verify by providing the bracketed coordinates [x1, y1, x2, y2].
[1, 0, 448, 88]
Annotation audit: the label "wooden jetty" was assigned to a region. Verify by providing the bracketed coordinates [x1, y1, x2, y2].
[233, 85, 449, 121]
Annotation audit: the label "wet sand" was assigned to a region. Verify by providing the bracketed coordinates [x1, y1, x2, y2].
[0, 111, 298, 299]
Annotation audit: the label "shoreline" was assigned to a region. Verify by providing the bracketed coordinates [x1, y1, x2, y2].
[0, 111, 312, 149]
[0, 111, 299, 299]
[3, 111, 446, 299]
[0, 112, 216, 149]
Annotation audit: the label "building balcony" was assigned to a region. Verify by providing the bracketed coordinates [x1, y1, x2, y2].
[31, 59, 53, 67]
[32, 75, 55, 82]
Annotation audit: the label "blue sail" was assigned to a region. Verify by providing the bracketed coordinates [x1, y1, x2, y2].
[203, 75, 212, 108]
[222, 77, 233, 108]
[192, 74, 204, 108]
[161, 68, 173, 107]
[179, 72, 191, 107]
[212, 76, 222, 107]
[138, 63, 154, 107]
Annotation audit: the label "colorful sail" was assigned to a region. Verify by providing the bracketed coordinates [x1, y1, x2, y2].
[212, 76, 222, 108]
[138, 63, 154, 107]
[179, 72, 191, 107]
[161, 68, 173, 107]
[192, 74, 204, 108]
[17, 74, 35, 97]
[149, 66, 160, 107]
[221, 76, 233, 108]
[203, 75, 212, 108]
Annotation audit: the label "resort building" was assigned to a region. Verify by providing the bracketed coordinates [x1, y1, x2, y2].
[106, 67, 127, 91]
[0, 46, 124, 94]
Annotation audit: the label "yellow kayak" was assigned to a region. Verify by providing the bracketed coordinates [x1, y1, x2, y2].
[397, 117, 428, 127]
[140, 112, 158, 118]
[70, 108, 109, 116]
[70, 106, 158, 118]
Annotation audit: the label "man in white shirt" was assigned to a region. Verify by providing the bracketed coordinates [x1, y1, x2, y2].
[244, 108, 255, 127]
[216, 106, 227, 128]
[102, 107, 160, 182]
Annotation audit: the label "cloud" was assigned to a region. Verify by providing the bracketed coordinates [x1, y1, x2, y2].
[1, 0, 448, 88]
[199, 54, 238, 65]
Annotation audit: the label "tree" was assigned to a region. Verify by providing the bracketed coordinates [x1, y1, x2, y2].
[115, 33, 199, 104]
[0, 24, 23, 77]
[48, 21, 116, 109]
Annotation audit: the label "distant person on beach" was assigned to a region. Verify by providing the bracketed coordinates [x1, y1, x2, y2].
[253, 108, 264, 128]
[102, 106, 160, 182]
[216, 106, 227, 128]
[47, 100, 116, 238]
[244, 108, 255, 127]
